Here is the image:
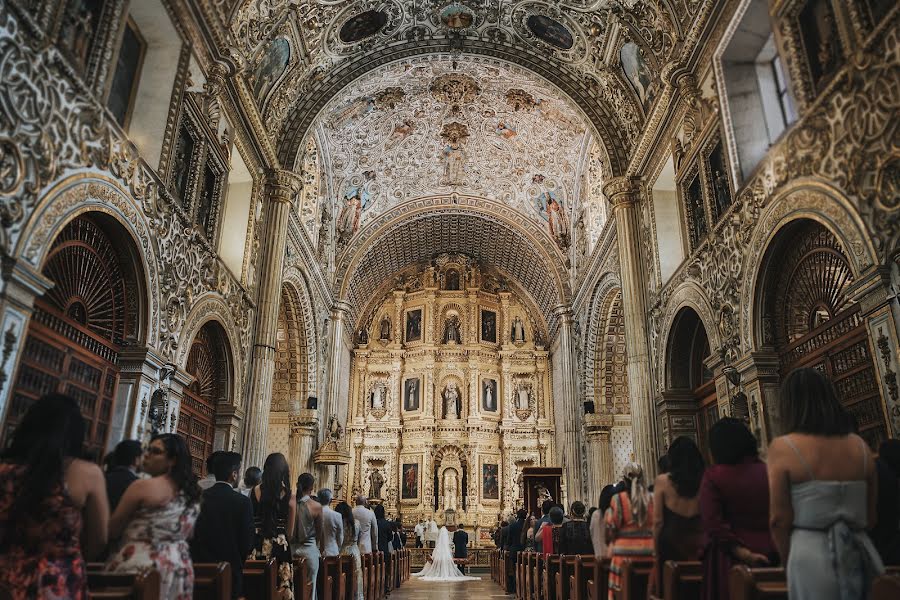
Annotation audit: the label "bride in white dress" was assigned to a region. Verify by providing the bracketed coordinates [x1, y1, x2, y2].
[412, 527, 480, 581]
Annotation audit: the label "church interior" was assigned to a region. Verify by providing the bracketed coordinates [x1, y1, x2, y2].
[0, 0, 898, 598]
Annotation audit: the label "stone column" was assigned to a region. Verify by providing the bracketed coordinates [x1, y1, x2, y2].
[603, 177, 658, 475]
[242, 169, 301, 468]
[584, 414, 615, 486]
[553, 304, 583, 504]
[113, 347, 166, 445]
[289, 409, 320, 479]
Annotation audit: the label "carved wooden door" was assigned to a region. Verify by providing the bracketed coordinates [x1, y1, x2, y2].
[3, 217, 129, 459]
[772, 223, 886, 447]
[179, 326, 220, 475]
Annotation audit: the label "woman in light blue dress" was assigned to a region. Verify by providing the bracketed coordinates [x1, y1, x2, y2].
[768, 368, 883, 599]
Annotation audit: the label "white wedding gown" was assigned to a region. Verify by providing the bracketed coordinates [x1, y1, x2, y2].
[412, 527, 480, 581]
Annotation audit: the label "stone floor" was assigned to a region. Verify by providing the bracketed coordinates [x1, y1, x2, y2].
[388, 572, 511, 599]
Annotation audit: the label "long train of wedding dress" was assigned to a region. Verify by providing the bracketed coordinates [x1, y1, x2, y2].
[412, 527, 480, 581]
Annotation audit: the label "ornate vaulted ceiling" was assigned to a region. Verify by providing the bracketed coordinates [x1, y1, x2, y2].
[309, 55, 596, 243]
[219, 0, 695, 176]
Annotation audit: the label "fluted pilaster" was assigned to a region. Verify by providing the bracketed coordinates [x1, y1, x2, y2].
[603, 176, 658, 475]
[553, 304, 583, 504]
[289, 409, 320, 479]
[243, 169, 301, 468]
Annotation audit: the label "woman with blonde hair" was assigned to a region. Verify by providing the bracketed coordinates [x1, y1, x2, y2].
[605, 462, 654, 600]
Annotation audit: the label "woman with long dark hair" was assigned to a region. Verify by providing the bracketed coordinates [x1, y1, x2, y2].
[0, 393, 108, 598]
[768, 367, 883, 599]
[249, 452, 296, 599]
[701, 417, 775, 600]
[651, 436, 705, 592]
[336, 501, 364, 600]
[105, 433, 201, 599]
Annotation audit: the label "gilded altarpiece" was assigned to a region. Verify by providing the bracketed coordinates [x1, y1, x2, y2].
[344, 256, 554, 541]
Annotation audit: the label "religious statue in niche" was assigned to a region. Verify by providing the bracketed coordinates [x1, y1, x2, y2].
[357, 327, 369, 345]
[536, 191, 570, 249]
[482, 379, 497, 412]
[511, 316, 526, 343]
[443, 381, 461, 419]
[369, 469, 385, 499]
[405, 309, 422, 342]
[440, 122, 469, 186]
[403, 378, 420, 411]
[443, 469, 459, 510]
[515, 382, 532, 412]
[536, 484, 553, 503]
[379, 315, 391, 341]
[443, 314, 462, 344]
[370, 384, 385, 411]
[445, 269, 460, 290]
[326, 415, 343, 443]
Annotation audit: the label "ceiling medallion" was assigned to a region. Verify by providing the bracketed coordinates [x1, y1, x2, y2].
[440, 4, 475, 30]
[339, 9, 388, 43]
[430, 73, 481, 108]
[526, 14, 574, 50]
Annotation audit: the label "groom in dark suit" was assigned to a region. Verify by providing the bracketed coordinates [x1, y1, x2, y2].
[190, 451, 254, 599]
[452, 523, 469, 573]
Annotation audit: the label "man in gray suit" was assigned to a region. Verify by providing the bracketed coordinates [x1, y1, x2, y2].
[318, 488, 343, 557]
[352, 495, 379, 554]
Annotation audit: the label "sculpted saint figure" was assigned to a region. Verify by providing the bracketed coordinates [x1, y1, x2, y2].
[379, 316, 391, 340]
[511, 316, 526, 343]
[443, 381, 460, 419]
[369, 469, 385, 499]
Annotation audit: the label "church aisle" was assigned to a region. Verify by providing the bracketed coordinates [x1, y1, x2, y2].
[389, 573, 511, 599]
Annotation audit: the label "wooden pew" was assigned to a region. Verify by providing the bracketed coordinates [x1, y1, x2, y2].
[729, 566, 788, 600]
[556, 554, 586, 600]
[662, 560, 702, 600]
[86, 569, 160, 599]
[873, 573, 900, 600]
[376, 551, 385, 600]
[193, 562, 231, 600]
[243, 557, 277, 600]
[523, 552, 535, 600]
[543, 555, 561, 600]
[291, 556, 315, 600]
[515, 552, 525, 600]
[618, 558, 654, 600]
[320, 556, 347, 600]
[583, 557, 611, 600]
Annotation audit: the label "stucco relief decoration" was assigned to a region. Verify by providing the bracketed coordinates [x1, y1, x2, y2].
[0, 6, 252, 366]
[310, 56, 598, 248]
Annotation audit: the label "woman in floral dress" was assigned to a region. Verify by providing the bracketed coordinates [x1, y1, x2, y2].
[106, 433, 201, 599]
[249, 452, 296, 599]
[0, 394, 109, 599]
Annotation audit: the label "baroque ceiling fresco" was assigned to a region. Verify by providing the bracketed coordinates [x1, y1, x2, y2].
[219, 0, 697, 173]
[306, 55, 603, 252]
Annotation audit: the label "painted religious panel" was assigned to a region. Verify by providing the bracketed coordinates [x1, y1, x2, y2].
[683, 172, 707, 251]
[59, 0, 104, 71]
[707, 140, 732, 222]
[402, 463, 419, 499]
[797, 0, 844, 95]
[481, 309, 497, 343]
[253, 37, 290, 102]
[526, 15, 574, 50]
[482, 463, 499, 500]
[620, 42, 654, 110]
[482, 378, 498, 412]
[405, 308, 422, 342]
[107, 19, 145, 127]
[403, 377, 420, 411]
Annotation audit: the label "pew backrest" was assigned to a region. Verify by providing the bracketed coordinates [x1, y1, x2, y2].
[193, 562, 232, 600]
[663, 560, 702, 600]
[86, 569, 160, 599]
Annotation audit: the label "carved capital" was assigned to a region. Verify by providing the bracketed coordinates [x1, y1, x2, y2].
[603, 177, 641, 208]
[264, 169, 302, 204]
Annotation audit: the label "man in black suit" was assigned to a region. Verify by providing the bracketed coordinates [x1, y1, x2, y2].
[452, 523, 468, 573]
[190, 451, 254, 599]
[104, 439, 142, 511]
[374, 504, 393, 594]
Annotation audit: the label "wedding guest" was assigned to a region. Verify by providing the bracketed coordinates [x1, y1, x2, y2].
[653, 436, 705, 592]
[870, 439, 900, 564]
[374, 504, 393, 594]
[106, 433, 201, 599]
[415, 518, 425, 548]
[559, 501, 593, 554]
[295, 473, 322, 600]
[240, 466, 262, 497]
[352, 495, 378, 554]
[105, 439, 142, 511]
[701, 418, 775, 600]
[535, 506, 563, 555]
[768, 368, 883, 599]
[336, 501, 364, 600]
[199, 450, 225, 490]
[605, 462, 654, 600]
[590, 485, 616, 559]
[190, 451, 254, 599]
[249, 453, 296, 600]
[318, 488, 343, 557]
[532, 500, 553, 553]
[0, 394, 109, 598]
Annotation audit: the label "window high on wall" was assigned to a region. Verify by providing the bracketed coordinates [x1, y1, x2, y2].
[717, 0, 797, 183]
